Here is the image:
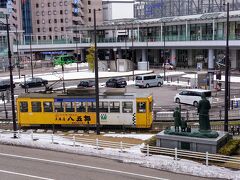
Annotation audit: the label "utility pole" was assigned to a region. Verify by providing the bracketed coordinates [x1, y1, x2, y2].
[94, 9, 101, 135]
[6, 14, 17, 138]
[224, 2, 229, 132]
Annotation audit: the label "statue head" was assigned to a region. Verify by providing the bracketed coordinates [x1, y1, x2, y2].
[201, 93, 206, 100]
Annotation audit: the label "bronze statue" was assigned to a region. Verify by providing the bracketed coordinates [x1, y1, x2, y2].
[181, 117, 187, 132]
[173, 107, 181, 132]
[198, 94, 211, 131]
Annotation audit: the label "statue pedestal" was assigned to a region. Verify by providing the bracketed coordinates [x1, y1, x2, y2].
[156, 127, 230, 153]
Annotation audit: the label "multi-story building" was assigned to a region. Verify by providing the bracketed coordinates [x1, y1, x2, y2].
[134, 0, 240, 19]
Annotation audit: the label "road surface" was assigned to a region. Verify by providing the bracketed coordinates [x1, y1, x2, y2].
[0, 144, 210, 180]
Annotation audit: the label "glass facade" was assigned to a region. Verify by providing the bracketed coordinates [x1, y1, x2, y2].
[0, 0, 7, 8]
[21, 0, 32, 36]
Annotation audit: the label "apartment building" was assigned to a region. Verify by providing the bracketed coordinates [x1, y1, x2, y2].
[28, 0, 103, 41]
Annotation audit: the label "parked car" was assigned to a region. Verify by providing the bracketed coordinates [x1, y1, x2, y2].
[77, 80, 95, 88]
[174, 89, 212, 107]
[106, 78, 127, 88]
[0, 79, 15, 91]
[19, 77, 48, 88]
[135, 74, 163, 88]
[162, 63, 175, 70]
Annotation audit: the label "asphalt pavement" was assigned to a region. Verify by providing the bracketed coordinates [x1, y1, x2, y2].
[0, 144, 210, 180]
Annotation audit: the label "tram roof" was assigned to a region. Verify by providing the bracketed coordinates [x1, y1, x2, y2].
[17, 91, 152, 99]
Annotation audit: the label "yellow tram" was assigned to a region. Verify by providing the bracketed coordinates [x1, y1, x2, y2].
[16, 89, 153, 129]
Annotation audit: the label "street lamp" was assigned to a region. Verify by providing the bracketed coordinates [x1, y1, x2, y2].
[29, 33, 34, 78]
[163, 22, 166, 81]
[5, 14, 17, 138]
[94, 8, 101, 135]
[224, 2, 230, 132]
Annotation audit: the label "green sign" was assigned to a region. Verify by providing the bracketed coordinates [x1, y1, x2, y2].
[100, 114, 107, 121]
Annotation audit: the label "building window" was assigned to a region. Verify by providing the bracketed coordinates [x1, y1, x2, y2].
[61, 27, 64, 31]
[43, 28, 46, 32]
[37, 20, 40, 24]
[53, 2, 56, 7]
[88, 9, 91, 13]
[54, 19, 57, 23]
[65, 102, 75, 112]
[59, 1, 63, 6]
[48, 3, 51, 7]
[36, 11, 40, 16]
[37, 28, 40, 32]
[54, 27, 58, 31]
[42, 20, 45, 24]
[65, 10, 68, 14]
[41, 3, 44, 7]
[49, 27, 52, 32]
[48, 11, 51, 15]
[65, 18, 68, 23]
[42, 11, 45, 16]
[49, 19, 51, 23]
[38, 36, 41, 40]
[53, 10, 57, 15]
[88, 1, 91, 5]
[64, 1, 68, 6]
[55, 36, 58, 40]
[60, 19, 63, 23]
[36, 3, 39, 8]
[88, 17, 91, 22]
[60, 10, 63, 14]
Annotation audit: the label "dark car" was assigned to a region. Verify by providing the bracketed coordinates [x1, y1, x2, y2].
[77, 80, 95, 88]
[20, 77, 48, 88]
[106, 78, 127, 88]
[0, 79, 15, 91]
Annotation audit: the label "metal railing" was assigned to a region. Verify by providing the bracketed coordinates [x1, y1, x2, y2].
[0, 130, 239, 169]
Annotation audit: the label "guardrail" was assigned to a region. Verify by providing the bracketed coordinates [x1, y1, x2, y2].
[153, 109, 240, 122]
[0, 130, 239, 169]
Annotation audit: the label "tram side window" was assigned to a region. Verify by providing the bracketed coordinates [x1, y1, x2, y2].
[20, 102, 28, 112]
[88, 102, 96, 112]
[99, 102, 108, 112]
[76, 102, 86, 112]
[122, 102, 133, 113]
[31, 101, 42, 112]
[137, 102, 146, 113]
[43, 102, 53, 112]
[110, 101, 120, 113]
[54, 102, 64, 112]
[65, 102, 75, 112]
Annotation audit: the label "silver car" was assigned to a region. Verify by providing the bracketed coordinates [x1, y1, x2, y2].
[135, 74, 163, 88]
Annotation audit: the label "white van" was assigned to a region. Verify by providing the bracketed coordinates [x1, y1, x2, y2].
[135, 74, 163, 88]
[174, 89, 212, 107]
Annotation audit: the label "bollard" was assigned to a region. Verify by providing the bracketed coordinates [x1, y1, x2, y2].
[96, 138, 99, 150]
[171, 77, 173, 82]
[31, 130, 33, 141]
[51, 134, 54, 144]
[17, 130, 20, 138]
[187, 80, 190, 85]
[177, 78, 179, 83]
[206, 152, 209, 166]
[73, 136, 75, 147]
[174, 148, 178, 160]
[147, 144, 149, 157]
[120, 141, 123, 153]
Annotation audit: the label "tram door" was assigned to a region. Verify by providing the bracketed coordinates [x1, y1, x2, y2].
[136, 98, 152, 128]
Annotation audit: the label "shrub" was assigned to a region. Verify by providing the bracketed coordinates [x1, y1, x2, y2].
[144, 135, 157, 146]
[218, 139, 240, 156]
